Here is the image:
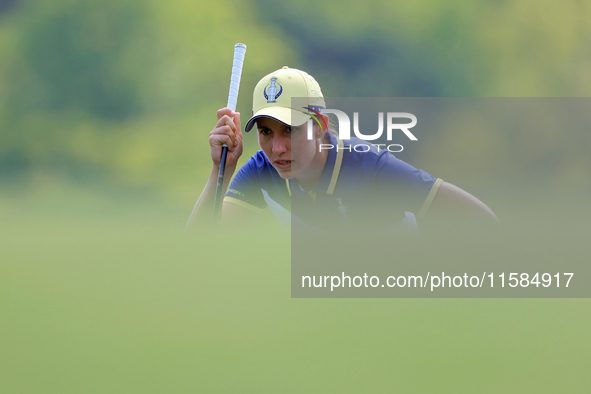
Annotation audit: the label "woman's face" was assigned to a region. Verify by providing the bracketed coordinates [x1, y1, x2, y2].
[256, 117, 318, 180]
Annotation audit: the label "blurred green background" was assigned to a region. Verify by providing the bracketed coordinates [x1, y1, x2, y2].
[1, 0, 590, 392]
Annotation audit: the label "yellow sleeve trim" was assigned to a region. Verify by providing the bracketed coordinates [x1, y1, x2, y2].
[417, 178, 443, 218]
[327, 137, 344, 195]
[223, 196, 262, 214]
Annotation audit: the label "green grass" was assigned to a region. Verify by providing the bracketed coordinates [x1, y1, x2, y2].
[1, 182, 590, 393]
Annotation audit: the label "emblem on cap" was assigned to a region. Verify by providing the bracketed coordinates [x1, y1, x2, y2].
[264, 78, 283, 103]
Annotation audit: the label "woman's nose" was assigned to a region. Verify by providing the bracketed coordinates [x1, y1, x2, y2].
[272, 134, 287, 154]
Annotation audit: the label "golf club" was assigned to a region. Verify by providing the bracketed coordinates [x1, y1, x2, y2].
[213, 43, 247, 226]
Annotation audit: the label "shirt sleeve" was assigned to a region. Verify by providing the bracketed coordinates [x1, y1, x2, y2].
[374, 152, 441, 216]
[223, 156, 266, 213]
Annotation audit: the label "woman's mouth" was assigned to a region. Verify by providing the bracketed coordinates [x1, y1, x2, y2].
[274, 160, 292, 170]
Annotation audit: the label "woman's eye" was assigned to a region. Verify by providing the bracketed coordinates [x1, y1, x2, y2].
[259, 128, 271, 135]
[287, 126, 296, 133]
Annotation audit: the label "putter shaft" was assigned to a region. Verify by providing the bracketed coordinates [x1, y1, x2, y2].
[213, 144, 228, 225]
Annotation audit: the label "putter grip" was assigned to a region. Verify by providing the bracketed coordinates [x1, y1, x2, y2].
[227, 43, 247, 112]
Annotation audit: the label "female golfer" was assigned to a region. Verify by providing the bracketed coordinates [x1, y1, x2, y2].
[187, 67, 498, 233]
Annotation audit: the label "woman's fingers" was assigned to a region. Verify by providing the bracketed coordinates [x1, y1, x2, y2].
[211, 124, 237, 148]
[233, 111, 242, 132]
[212, 113, 238, 145]
[233, 112, 242, 147]
[213, 108, 243, 147]
[217, 107, 238, 122]
[210, 108, 243, 167]
[209, 133, 234, 150]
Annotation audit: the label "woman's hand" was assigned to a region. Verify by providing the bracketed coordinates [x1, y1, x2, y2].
[209, 108, 243, 169]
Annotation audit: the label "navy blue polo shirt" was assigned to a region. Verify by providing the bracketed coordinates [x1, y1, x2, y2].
[224, 133, 442, 233]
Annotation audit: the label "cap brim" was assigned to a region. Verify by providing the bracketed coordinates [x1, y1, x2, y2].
[245, 106, 311, 132]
